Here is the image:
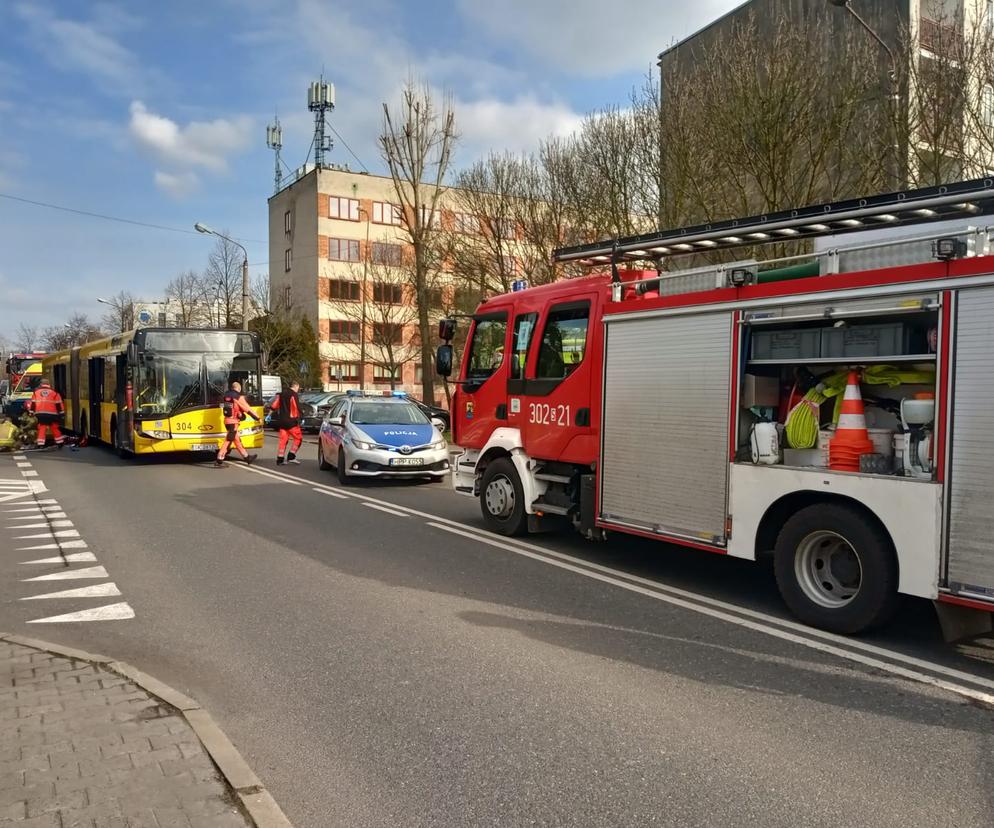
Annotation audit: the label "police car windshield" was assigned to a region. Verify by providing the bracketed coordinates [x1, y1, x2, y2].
[350, 402, 429, 426]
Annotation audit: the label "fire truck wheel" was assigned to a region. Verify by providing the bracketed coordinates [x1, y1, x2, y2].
[480, 458, 527, 536]
[774, 503, 898, 634]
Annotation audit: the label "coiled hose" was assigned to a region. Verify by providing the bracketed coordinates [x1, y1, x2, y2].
[785, 385, 827, 449]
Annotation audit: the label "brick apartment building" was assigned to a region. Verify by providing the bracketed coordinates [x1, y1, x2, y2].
[268, 165, 529, 404]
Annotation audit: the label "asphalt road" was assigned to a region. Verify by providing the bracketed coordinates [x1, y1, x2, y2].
[1, 441, 993, 827]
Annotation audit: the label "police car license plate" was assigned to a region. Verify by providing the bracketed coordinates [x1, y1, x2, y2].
[190, 443, 216, 451]
[389, 457, 423, 466]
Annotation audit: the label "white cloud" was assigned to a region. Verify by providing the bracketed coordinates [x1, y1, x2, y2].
[128, 101, 252, 198]
[13, 2, 147, 95]
[456, 97, 584, 159]
[455, 0, 740, 75]
[153, 170, 200, 198]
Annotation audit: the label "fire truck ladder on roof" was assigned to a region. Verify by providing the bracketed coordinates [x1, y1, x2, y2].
[552, 177, 994, 265]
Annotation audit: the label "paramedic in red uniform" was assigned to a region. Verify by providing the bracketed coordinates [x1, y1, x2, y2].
[270, 380, 303, 465]
[26, 379, 65, 449]
[215, 381, 259, 467]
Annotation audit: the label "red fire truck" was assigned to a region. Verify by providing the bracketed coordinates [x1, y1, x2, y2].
[437, 177, 994, 635]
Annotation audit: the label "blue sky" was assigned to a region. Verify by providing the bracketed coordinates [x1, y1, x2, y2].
[0, 0, 739, 340]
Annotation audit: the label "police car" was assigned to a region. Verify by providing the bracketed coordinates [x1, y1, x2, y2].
[318, 391, 449, 484]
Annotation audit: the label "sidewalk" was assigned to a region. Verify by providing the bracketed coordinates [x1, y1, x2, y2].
[1, 637, 264, 827]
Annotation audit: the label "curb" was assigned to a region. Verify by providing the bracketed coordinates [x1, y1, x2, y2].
[0, 631, 293, 828]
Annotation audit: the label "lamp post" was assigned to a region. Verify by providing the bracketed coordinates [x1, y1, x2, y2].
[827, 0, 902, 189]
[194, 223, 249, 330]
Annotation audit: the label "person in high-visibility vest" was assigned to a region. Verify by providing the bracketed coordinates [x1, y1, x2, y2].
[215, 381, 259, 467]
[270, 380, 303, 465]
[25, 379, 65, 449]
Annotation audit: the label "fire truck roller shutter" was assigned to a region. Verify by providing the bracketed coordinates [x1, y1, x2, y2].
[947, 285, 994, 601]
[599, 310, 733, 543]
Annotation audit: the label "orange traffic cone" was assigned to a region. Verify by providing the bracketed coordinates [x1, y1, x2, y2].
[829, 371, 875, 472]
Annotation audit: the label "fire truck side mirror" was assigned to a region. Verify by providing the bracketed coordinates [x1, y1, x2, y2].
[438, 318, 456, 342]
[435, 344, 453, 378]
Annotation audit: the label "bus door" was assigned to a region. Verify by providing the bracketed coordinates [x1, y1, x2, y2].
[457, 310, 509, 448]
[518, 296, 595, 462]
[88, 358, 104, 438]
[69, 349, 81, 432]
[115, 354, 133, 451]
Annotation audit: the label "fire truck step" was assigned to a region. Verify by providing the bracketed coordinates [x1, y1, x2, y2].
[535, 472, 573, 484]
[531, 500, 572, 516]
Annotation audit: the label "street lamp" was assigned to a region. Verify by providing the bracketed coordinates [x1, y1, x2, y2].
[827, 0, 902, 188]
[194, 223, 249, 331]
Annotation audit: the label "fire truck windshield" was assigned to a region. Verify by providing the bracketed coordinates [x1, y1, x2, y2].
[466, 315, 507, 382]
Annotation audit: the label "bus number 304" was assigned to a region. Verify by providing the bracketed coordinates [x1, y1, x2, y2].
[528, 403, 571, 427]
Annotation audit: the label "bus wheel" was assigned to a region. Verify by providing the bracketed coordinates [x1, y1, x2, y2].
[774, 503, 898, 634]
[79, 413, 88, 441]
[480, 458, 527, 537]
[110, 417, 127, 458]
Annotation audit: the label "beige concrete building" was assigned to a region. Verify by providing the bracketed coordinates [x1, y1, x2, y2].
[269, 165, 530, 403]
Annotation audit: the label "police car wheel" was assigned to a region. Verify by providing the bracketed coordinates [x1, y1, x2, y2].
[480, 458, 527, 536]
[337, 448, 351, 485]
[318, 440, 332, 470]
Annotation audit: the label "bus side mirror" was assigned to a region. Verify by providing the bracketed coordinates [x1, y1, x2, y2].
[438, 318, 456, 341]
[435, 344, 453, 378]
[127, 344, 138, 364]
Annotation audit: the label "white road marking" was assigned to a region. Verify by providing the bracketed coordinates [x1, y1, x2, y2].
[27, 602, 134, 623]
[7, 512, 67, 519]
[21, 582, 120, 600]
[16, 462, 31, 469]
[15, 529, 80, 539]
[12, 455, 26, 460]
[235, 462, 994, 696]
[17, 540, 87, 550]
[0, 480, 30, 486]
[313, 487, 348, 499]
[362, 502, 408, 517]
[22, 565, 108, 582]
[238, 464, 305, 485]
[7, 520, 73, 529]
[20, 552, 97, 564]
[428, 521, 994, 707]
[4, 505, 62, 513]
[21, 470, 38, 478]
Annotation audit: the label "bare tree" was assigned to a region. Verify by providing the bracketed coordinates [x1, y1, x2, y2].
[250, 273, 271, 317]
[204, 233, 244, 328]
[99, 291, 136, 333]
[380, 80, 457, 404]
[43, 313, 102, 351]
[165, 271, 204, 327]
[15, 324, 41, 353]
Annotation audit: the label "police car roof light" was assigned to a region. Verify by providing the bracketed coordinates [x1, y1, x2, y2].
[391, 391, 408, 398]
[346, 389, 365, 397]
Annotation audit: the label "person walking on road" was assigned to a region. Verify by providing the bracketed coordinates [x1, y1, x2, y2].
[270, 380, 303, 465]
[215, 380, 259, 468]
[26, 379, 66, 449]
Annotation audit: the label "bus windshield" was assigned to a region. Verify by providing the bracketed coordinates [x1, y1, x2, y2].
[13, 374, 44, 395]
[136, 352, 262, 417]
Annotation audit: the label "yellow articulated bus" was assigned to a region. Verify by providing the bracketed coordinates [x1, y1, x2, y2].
[43, 328, 265, 456]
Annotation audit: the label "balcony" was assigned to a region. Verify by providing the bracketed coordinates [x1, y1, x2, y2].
[919, 16, 963, 56]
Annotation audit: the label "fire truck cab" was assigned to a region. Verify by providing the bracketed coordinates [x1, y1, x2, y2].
[440, 178, 994, 636]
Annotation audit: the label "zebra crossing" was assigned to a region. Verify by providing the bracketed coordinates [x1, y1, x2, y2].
[1, 453, 134, 624]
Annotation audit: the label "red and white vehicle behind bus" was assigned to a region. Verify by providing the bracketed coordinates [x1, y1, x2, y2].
[437, 178, 994, 636]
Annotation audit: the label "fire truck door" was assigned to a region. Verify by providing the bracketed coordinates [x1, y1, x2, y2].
[457, 311, 510, 449]
[517, 298, 594, 461]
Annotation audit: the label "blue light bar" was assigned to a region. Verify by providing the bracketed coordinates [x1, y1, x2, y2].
[391, 390, 408, 398]
[346, 389, 365, 397]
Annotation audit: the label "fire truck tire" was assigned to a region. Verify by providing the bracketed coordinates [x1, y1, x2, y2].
[480, 458, 527, 536]
[773, 503, 898, 634]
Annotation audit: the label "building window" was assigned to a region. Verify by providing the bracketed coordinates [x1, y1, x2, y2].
[414, 362, 425, 383]
[328, 320, 360, 342]
[329, 196, 360, 221]
[282, 286, 292, 310]
[372, 201, 403, 225]
[988, 0, 994, 35]
[372, 282, 403, 304]
[453, 212, 480, 234]
[371, 242, 404, 266]
[328, 362, 360, 382]
[157, 312, 168, 327]
[329, 279, 360, 301]
[419, 205, 436, 228]
[495, 218, 516, 239]
[373, 322, 404, 344]
[501, 255, 517, 276]
[373, 364, 399, 384]
[426, 287, 443, 309]
[284, 209, 293, 235]
[983, 84, 994, 127]
[328, 238, 361, 262]
[284, 248, 292, 271]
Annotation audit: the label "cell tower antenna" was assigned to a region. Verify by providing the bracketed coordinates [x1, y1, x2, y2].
[266, 113, 283, 194]
[307, 76, 336, 169]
